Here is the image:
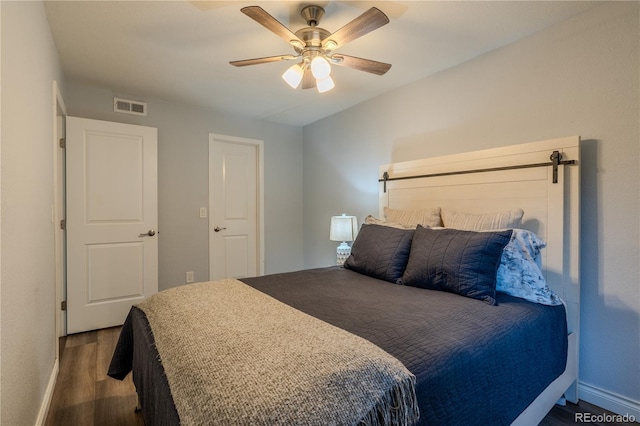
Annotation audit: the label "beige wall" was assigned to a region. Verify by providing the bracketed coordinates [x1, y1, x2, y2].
[303, 1, 639, 415]
[1, 1, 65, 423]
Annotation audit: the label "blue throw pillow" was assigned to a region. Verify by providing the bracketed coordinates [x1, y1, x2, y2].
[399, 226, 512, 305]
[344, 224, 414, 283]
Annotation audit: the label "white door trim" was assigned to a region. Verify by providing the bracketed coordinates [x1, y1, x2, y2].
[40, 80, 66, 426]
[52, 80, 66, 340]
[208, 133, 265, 279]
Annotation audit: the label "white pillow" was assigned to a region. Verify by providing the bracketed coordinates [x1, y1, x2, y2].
[384, 207, 442, 228]
[441, 208, 524, 231]
[363, 215, 416, 229]
[496, 229, 562, 306]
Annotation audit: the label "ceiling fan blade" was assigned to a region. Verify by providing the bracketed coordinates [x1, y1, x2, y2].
[322, 7, 389, 50]
[241, 6, 305, 48]
[331, 54, 391, 76]
[301, 68, 316, 90]
[230, 55, 298, 67]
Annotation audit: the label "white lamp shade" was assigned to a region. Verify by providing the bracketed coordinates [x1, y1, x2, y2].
[316, 75, 335, 93]
[329, 214, 358, 242]
[311, 56, 331, 79]
[282, 64, 304, 89]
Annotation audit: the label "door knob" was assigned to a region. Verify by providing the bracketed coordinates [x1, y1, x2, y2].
[214, 227, 227, 232]
[139, 229, 156, 237]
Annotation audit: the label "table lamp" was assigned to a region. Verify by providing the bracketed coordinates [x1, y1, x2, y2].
[329, 214, 358, 265]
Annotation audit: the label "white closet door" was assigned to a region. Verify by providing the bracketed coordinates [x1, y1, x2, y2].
[209, 136, 260, 280]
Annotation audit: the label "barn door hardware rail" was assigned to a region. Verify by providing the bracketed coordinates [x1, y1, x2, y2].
[380, 150, 576, 192]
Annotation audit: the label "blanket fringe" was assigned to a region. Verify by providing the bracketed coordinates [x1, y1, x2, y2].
[359, 375, 420, 426]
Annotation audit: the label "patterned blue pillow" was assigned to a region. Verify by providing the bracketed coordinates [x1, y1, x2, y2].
[496, 229, 562, 305]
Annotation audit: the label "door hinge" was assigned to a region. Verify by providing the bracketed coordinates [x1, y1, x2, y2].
[61, 300, 67, 311]
[60, 219, 66, 230]
[59, 138, 66, 148]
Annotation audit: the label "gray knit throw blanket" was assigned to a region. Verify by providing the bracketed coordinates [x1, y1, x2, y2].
[137, 279, 419, 426]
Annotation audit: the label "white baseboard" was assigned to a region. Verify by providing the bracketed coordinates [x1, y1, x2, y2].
[35, 359, 59, 426]
[579, 382, 640, 421]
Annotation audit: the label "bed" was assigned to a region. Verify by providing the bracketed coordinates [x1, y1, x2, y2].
[109, 136, 580, 425]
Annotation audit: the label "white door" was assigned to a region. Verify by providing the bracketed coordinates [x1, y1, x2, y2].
[66, 116, 158, 334]
[209, 135, 263, 280]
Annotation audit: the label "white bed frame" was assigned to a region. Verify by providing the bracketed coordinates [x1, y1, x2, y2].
[379, 136, 580, 425]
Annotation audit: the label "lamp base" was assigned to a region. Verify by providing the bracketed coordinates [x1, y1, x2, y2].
[336, 242, 351, 265]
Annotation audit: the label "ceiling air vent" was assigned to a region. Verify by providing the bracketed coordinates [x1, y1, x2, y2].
[114, 97, 147, 116]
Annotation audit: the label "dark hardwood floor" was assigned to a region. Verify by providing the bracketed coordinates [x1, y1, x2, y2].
[45, 327, 634, 426]
[45, 327, 143, 426]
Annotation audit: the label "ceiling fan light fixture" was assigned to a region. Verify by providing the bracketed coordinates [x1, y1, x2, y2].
[324, 40, 338, 51]
[316, 75, 335, 93]
[282, 63, 304, 89]
[311, 56, 331, 80]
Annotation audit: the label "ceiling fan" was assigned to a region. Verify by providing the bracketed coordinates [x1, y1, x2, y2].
[229, 4, 392, 93]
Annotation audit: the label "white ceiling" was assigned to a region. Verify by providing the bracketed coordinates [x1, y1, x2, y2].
[44, 1, 601, 127]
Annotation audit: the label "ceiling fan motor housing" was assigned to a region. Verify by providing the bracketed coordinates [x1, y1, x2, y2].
[295, 5, 333, 60]
[301, 5, 325, 27]
[294, 26, 330, 53]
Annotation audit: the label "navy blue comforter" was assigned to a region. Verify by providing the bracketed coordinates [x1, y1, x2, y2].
[242, 267, 567, 425]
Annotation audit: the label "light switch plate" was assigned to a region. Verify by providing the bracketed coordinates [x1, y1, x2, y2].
[199, 207, 207, 218]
